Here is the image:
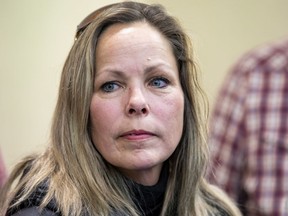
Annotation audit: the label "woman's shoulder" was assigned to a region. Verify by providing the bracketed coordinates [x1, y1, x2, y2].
[200, 180, 242, 216]
[6, 181, 60, 216]
[9, 207, 59, 216]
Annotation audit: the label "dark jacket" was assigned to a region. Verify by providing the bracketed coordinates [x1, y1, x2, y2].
[7, 182, 60, 216]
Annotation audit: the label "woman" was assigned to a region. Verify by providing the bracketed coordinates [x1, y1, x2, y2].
[0, 2, 241, 216]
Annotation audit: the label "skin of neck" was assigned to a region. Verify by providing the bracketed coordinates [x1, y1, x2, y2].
[119, 163, 163, 186]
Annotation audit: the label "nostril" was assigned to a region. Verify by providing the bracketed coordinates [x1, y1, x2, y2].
[128, 107, 148, 115]
[141, 108, 147, 114]
[129, 108, 135, 114]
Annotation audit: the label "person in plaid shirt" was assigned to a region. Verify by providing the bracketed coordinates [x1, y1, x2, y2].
[206, 38, 288, 216]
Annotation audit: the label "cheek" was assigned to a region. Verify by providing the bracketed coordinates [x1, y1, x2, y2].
[161, 95, 184, 154]
[89, 98, 120, 154]
[89, 97, 119, 133]
[157, 93, 184, 134]
[162, 93, 184, 118]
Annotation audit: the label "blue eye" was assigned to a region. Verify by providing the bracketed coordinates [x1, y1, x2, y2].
[150, 77, 169, 88]
[101, 82, 120, 92]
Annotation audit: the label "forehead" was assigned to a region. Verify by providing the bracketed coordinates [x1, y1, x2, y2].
[96, 22, 174, 57]
[94, 22, 179, 80]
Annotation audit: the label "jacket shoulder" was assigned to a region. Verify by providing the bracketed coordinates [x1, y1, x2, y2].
[9, 207, 59, 216]
[7, 181, 60, 216]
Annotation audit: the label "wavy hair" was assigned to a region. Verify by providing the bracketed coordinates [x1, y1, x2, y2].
[0, 2, 241, 216]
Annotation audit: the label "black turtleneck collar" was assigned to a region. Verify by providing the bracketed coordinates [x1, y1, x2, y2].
[130, 163, 169, 216]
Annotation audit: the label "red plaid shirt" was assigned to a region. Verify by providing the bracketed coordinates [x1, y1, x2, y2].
[206, 38, 288, 216]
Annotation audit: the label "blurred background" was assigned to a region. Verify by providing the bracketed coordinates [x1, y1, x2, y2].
[1, 0, 288, 172]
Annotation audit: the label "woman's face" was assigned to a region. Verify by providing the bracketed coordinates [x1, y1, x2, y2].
[90, 22, 184, 185]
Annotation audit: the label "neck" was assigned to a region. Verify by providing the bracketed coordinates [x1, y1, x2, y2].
[119, 164, 163, 186]
[130, 163, 169, 216]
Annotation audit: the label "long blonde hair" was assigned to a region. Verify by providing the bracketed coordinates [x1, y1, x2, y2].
[1, 2, 241, 215]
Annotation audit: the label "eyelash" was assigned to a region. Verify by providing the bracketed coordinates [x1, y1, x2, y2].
[100, 81, 121, 93]
[100, 76, 170, 93]
[149, 76, 170, 88]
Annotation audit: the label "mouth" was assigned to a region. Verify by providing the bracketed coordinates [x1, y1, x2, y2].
[119, 130, 156, 140]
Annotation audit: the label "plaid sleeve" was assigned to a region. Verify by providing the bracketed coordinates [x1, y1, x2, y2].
[207, 39, 288, 216]
[206, 59, 248, 202]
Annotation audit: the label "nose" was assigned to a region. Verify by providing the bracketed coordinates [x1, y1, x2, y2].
[126, 87, 149, 116]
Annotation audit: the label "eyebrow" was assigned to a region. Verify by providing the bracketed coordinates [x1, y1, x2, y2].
[144, 65, 163, 73]
[95, 69, 127, 80]
[95, 63, 174, 79]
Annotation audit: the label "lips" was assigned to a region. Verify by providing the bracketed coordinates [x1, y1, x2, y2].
[119, 130, 155, 140]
